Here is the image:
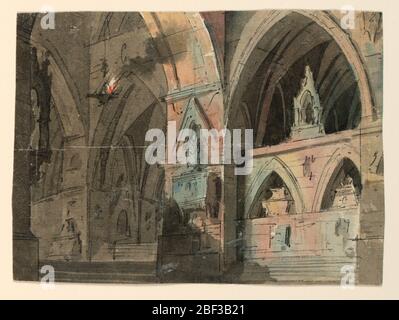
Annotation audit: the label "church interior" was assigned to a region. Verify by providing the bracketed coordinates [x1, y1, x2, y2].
[13, 11, 384, 284]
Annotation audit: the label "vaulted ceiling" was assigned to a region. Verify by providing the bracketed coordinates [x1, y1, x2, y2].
[240, 12, 361, 146]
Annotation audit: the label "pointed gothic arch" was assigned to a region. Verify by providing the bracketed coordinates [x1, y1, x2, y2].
[226, 10, 375, 137]
[244, 157, 305, 218]
[312, 146, 361, 212]
[29, 39, 85, 139]
[116, 209, 130, 237]
[179, 97, 212, 131]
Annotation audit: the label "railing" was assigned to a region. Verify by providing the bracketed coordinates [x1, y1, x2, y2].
[252, 124, 382, 158]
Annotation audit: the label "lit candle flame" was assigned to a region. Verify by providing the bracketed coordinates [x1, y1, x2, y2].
[105, 77, 117, 95]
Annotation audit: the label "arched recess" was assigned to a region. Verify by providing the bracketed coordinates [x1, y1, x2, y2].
[29, 39, 85, 139]
[163, 198, 186, 234]
[116, 209, 130, 236]
[28, 39, 86, 194]
[30, 92, 65, 199]
[226, 10, 375, 133]
[244, 157, 305, 218]
[228, 102, 251, 131]
[87, 12, 222, 188]
[87, 12, 174, 188]
[249, 172, 297, 219]
[88, 75, 165, 189]
[88, 82, 166, 245]
[312, 146, 361, 212]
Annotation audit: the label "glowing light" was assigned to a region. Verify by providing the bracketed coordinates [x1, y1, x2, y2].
[105, 77, 117, 95]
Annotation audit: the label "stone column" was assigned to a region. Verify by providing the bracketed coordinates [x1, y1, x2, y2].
[222, 164, 239, 268]
[13, 14, 39, 281]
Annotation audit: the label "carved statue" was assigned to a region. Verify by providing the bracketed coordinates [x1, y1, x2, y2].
[291, 65, 325, 140]
[48, 203, 82, 261]
[331, 174, 359, 209]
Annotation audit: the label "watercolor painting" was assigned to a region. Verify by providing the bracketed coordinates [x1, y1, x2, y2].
[13, 10, 384, 284]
